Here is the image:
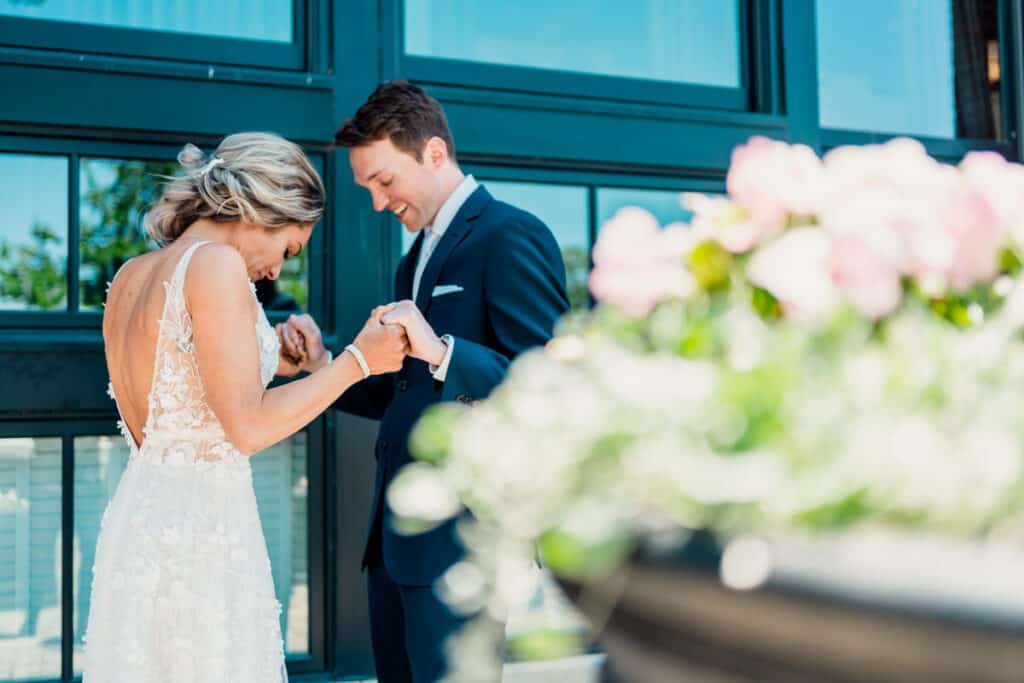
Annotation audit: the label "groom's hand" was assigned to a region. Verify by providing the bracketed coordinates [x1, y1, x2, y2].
[281, 314, 331, 373]
[379, 300, 447, 366]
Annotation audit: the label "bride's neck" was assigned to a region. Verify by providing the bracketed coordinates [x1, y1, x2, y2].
[178, 219, 241, 250]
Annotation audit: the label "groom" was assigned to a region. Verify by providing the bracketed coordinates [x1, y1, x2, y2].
[285, 80, 569, 682]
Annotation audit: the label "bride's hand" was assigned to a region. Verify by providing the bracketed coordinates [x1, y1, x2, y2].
[281, 314, 330, 373]
[351, 307, 409, 374]
[378, 300, 447, 366]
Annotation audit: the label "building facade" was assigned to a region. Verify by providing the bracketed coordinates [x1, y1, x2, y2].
[0, 1, 1020, 680]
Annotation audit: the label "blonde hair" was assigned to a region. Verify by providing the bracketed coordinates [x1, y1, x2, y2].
[144, 132, 325, 246]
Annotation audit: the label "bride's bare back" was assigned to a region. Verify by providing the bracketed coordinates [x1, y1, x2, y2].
[103, 241, 200, 448]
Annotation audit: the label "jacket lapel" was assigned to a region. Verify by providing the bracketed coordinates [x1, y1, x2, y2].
[394, 231, 422, 301]
[414, 186, 492, 312]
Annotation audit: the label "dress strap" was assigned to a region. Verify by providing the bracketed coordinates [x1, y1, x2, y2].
[169, 240, 213, 291]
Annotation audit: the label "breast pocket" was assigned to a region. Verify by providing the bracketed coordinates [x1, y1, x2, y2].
[426, 291, 470, 332]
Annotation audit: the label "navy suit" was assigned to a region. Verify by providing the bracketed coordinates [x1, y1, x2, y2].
[333, 185, 569, 682]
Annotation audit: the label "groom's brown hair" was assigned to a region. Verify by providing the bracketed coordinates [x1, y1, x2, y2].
[334, 80, 456, 163]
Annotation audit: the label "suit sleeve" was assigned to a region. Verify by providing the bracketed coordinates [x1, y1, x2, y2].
[441, 215, 570, 403]
[330, 372, 396, 420]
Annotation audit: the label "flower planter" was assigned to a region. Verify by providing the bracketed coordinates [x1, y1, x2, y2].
[560, 531, 1024, 683]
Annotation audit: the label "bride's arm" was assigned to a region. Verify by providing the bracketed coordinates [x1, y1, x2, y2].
[187, 244, 407, 455]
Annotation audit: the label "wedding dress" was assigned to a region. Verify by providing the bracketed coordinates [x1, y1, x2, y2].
[83, 240, 288, 682]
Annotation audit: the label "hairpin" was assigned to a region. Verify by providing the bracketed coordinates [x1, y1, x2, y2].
[198, 157, 225, 178]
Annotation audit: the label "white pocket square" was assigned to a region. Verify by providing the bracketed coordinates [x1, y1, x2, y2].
[432, 284, 464, 297]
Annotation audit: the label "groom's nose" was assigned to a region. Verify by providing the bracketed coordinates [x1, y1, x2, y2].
[371, 189, 389, 212]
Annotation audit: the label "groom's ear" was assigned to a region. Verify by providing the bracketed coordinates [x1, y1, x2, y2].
[424, 136, 448, 168]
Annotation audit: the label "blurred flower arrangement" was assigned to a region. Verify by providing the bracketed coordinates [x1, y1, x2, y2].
[389, 137, 1024, 680]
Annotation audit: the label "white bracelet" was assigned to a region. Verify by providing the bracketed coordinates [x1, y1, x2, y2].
[345, 343, 371, 378]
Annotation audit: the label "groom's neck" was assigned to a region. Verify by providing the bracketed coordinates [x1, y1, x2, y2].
[434, 164, 465, 214]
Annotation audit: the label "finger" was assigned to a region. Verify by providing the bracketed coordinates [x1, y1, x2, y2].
[290, 316, 320, 338]
[283, 326, 304, 355]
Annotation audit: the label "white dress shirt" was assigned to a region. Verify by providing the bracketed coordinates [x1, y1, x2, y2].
[412, 175, 478, 382]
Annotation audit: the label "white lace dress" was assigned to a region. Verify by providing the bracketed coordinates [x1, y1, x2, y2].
[83, 241, 288, 683]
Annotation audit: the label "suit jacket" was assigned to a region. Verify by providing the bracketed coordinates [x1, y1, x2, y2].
[332, 185, 570, 586]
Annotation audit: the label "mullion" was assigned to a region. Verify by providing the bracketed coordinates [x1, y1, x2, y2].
[298, 418, 327, 672]
[587, 185, 598, 309]
[60, 433, 73, 681]
[68, 153, 80, 314]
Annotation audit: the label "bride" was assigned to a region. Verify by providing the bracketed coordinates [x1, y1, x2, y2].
[83, 132, 407, 682]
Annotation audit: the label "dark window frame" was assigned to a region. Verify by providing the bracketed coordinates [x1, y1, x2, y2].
[0, 0, 308, 71]
[385, 0, 757, 112]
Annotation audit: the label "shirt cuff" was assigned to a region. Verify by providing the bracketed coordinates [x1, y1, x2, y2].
[430, 334, 455, 382]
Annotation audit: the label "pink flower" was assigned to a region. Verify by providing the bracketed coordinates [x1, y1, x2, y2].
[683, 193, 779, 254]
[828, 236, 903, 319]
[822, 139, 1004, 295]
[747, 228, 839, 323]
[727, 136, 825, 226]
[590, 208, 695, 317]
[960, 151, 1024, 250]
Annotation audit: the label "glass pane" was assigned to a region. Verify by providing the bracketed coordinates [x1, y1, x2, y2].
[597, 187, 692, 229]
[0, 437, 62, 681]
[486, 181, 590, 311]
[0, 1, 293, 44]
[78, 158, 172, 311]
[405, 0, 741, 88]
[817, 0, 1002, 139]
[71, 435, 130, 675]
[0, 153, 68, 311]
[252, 432, 309, 656]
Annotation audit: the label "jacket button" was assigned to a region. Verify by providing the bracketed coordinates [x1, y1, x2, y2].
[397, 380, 408, 392]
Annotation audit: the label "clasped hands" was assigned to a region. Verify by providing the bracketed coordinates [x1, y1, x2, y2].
[275, 301, 447, 377]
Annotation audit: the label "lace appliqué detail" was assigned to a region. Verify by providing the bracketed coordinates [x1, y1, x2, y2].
[106, 241, 280, 467]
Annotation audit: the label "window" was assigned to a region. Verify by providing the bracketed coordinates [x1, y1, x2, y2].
[486, 181, 590, 312]
[398, 0, 747, 109]
[0, 149, 316, 321]
[816, 0, 1003, 139]
[70, 435, 129, 674]
[0, 1, 293, 43]
[78, 158, 173, 311]
[597, 187, 694, 229]
[79, 156, 311, 313]
[405, 0, 740, 87]
[0, 437, 63, 681]
[399, 179, 701, 313]
[0, 154, 68, 312]
[0, 0, 304, 70]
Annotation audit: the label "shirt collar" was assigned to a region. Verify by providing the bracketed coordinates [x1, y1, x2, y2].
[425, 175, 478, 240]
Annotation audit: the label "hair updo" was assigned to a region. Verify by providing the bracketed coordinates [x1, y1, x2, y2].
[144, 132, 325, 246]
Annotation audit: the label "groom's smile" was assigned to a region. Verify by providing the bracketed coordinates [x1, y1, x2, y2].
[349, 136, 459, 234]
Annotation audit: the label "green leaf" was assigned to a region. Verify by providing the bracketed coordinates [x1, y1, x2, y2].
[538, 528, 634, 580]
[408, 405, 465, 465]
[687, 240, 732, 292]
[507, 629, 583, 662]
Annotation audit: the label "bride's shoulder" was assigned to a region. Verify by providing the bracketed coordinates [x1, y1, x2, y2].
[184, 242, 252, 308]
